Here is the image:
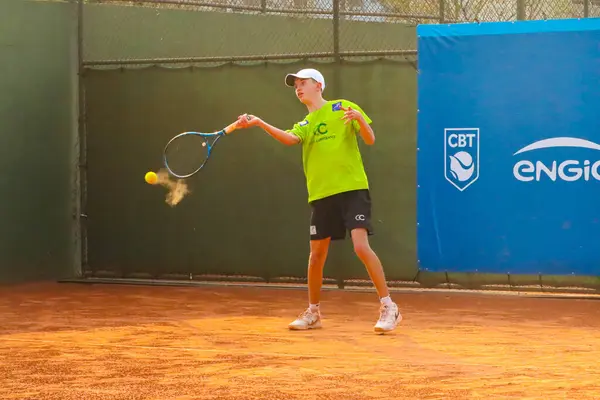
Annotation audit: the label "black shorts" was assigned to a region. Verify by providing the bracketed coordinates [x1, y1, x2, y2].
[309, 189, 373, 241]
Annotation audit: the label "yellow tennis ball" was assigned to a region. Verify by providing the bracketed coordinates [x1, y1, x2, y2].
[145, 171, 158, 185]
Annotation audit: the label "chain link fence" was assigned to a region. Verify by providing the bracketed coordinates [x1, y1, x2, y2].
[81, 0, 600, 67]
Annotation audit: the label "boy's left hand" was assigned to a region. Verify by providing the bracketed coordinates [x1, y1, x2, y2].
[236, 113, 261, 128]
[341, 106, 363, 125]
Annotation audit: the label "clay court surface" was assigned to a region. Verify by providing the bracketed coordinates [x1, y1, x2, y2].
[1, 282, 599, 399]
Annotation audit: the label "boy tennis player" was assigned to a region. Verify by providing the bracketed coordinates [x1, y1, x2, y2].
[236, 68, 402, 334]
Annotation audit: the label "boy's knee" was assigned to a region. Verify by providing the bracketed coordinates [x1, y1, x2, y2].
[351, 229, 373, 260]
[309, 238, 330, 268]
[353, 242, 372, 260]
[309, 248, 328, 267]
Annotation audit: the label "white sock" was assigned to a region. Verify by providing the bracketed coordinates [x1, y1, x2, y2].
[380, 296, 393, 307]
[309, 303, 320, 312]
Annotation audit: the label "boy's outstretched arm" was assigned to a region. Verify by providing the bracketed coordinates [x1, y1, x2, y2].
[237, 114, 300, 146]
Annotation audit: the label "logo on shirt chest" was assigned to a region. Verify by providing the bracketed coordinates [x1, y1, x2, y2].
[314, 122, 328, 136]
[311, 122, 336, 143]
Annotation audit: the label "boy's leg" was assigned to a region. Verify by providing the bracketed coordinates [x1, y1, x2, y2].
[343, 190, 402, 333]
[349, 228, 389, 298]
[289, 195, 344, 330]
[307, 237, 331, 306]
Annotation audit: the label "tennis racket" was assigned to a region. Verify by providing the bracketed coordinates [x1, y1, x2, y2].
[163, 117, 248, 179]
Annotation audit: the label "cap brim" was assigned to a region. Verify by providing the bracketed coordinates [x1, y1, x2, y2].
[285, 74, 299, 87]
[285, 73, 311, 87]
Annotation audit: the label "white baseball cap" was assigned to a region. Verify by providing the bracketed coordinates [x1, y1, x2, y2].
[285, 68, 326, 91]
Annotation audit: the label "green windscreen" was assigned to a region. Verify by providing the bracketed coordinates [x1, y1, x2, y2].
[0, 0, 77, 283]
[83, 62, 417, 281]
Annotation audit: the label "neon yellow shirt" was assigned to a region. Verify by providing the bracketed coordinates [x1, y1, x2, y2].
[288, 99, 372, 203]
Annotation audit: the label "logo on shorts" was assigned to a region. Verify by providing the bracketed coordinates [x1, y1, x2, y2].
[310, 225, 317, 235]
[355, 214, 365, 221]
[444, 128, 480, 191]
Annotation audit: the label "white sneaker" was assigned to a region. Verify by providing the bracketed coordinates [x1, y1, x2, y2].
[288, 308, 322, 330]
[374, 302, 402, 334]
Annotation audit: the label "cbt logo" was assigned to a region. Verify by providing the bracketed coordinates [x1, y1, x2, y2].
[444, 128, 480, 191]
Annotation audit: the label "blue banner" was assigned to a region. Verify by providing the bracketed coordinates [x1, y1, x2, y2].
[416, 18, 600, 276]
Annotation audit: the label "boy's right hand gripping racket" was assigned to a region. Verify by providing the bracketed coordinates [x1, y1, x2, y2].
[163, 117, 248, 179]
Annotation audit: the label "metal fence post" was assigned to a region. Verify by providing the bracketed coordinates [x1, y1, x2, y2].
[516, 0, 526, 20]
[77, 0, 89, 277]
[333, 0, 340, 61]
[332, 0, 345, 289]
[332, 0, 341, 100]
[439, 0, 445, 23]
[584, 0, 590, 17]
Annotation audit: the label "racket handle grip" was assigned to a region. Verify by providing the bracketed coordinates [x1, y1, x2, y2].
[223, 115, 251, 135]
[223, 121, 239, 135]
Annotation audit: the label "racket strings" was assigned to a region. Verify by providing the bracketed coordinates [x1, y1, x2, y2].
[164, 134, 211, 178]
